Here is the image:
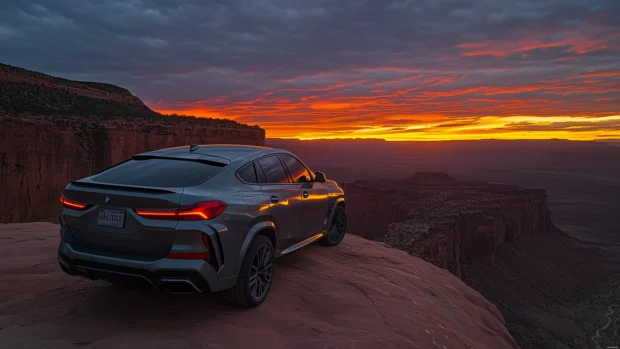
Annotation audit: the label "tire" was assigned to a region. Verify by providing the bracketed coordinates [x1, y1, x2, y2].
[222, 235, 275, 307]
[318, 205, 347, 246]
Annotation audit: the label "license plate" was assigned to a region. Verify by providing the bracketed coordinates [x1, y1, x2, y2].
[97, 208, 126, 228]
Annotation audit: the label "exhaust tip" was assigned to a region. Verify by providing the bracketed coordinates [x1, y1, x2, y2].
[160, 279, 201, 294]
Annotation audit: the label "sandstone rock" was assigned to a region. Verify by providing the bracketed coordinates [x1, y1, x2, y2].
[0, 115, 265, 223]
[0, 223, 520, 349]
[0, 64, 265, 223]
[343, 172, 555, 278]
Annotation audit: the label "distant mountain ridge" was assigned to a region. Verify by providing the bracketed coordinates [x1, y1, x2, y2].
[0, 63, 252, 128]
[0, 63, 160, 119]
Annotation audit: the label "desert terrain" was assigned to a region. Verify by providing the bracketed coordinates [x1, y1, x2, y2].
[0, 223, 519, 349]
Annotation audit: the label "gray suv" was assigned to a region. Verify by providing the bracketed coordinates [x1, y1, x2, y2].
[57, 145, 347, 307]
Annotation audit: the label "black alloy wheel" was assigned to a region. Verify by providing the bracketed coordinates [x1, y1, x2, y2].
[319, 205, 347, 246]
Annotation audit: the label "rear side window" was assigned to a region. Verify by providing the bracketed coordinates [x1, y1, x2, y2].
[257, 156, 290, 184]
[238, 163, 257, 183]
[91, 159, 225, 187]
[280, 154, 313, 183]
[255, 162, 268, 183]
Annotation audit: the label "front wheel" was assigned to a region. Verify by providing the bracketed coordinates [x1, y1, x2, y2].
[318, 205, 347, 246]
[222, 235, 275, 307]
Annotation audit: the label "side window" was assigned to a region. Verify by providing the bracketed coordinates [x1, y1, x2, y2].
[280, 154, 313, 183]
[255, 162, 268, 183]
[238, 163, 257, 183]
[257, 156, 290, 184]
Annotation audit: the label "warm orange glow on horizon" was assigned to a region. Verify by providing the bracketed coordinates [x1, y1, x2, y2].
[148, 30, 620, 143]
[151, 107, 620, 141]
[151, 74, 620, 141]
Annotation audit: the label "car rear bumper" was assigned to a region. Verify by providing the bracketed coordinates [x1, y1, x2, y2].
[57, 242, 236, 293]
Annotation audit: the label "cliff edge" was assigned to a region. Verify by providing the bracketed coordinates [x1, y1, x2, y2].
[0, 223, 519, 349]
[343, 172, 557, 278]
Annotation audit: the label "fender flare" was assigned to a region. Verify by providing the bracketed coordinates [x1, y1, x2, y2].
[234, 221, 277, 276]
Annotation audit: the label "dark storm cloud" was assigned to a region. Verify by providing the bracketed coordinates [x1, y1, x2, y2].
[0, 0, 619, 135]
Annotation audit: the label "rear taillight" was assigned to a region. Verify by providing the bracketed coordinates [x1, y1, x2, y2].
[60, 194, 90, 211]
[135, 201, 227, 221]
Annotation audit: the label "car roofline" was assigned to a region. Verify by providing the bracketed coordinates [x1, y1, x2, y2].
[132, 145, 299, 167]
[231, 148, 297, 167]
[138, 144, 274, 161]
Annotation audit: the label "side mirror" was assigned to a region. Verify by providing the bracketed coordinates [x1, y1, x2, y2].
[314, 171, 326, 183]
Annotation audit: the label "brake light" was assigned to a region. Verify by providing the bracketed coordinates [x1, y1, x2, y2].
[135, 201, 227, 221]
[60, 194, 90, 210]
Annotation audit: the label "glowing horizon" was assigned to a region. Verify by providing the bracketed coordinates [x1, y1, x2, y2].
[151, 62, 620, 141]
[152, 108, 620, 141]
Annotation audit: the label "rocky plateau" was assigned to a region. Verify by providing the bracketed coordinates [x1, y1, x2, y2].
[342, 172, 558, 279]
[0, 223, 519, 349]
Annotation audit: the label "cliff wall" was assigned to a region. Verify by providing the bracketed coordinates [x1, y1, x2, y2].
[0, 115, 265, 223]
[343, 172, 556, 278]
[0, 63, 265, 223]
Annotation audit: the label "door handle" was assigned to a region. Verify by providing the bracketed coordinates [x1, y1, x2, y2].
[302, 191, 309, 198]
[270, 195, 279, 204]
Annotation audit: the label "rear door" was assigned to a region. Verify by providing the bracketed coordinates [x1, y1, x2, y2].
[256, 155, 304, 250]
[61, 157, 226, 260]
[279, 154, 330, 239]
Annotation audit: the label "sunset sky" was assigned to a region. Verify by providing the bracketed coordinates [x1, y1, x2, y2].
[1, 0, 619, 140]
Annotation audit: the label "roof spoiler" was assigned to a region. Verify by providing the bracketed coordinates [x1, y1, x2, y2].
[131, 154, 230, 167]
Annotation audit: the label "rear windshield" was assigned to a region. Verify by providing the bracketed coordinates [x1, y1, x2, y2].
[91, 158, 225, 187]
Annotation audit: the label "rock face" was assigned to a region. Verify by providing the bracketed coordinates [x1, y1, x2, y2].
[0, 64, 265, 223]
[343, 172, 555, 278]
[0, 115, 265, 223]
[0, 223, 520, 349]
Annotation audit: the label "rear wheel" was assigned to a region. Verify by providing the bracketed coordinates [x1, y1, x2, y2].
[222, 235, 274, 307]
[318, 205, 347, 246]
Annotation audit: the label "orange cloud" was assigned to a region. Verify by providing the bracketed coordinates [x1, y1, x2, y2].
[150, 31, 620, 142]
[456, 30, 620, 58]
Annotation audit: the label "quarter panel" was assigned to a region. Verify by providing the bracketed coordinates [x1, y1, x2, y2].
[182, 174, 271, 281]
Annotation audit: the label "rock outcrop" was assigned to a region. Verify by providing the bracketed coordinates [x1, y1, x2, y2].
[0, 64, 265, 223]
[0, 115, 265, 223]
[343, 173, 555, 278]
[1, 63, 160, 118]
[0, 223, 520, 349]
